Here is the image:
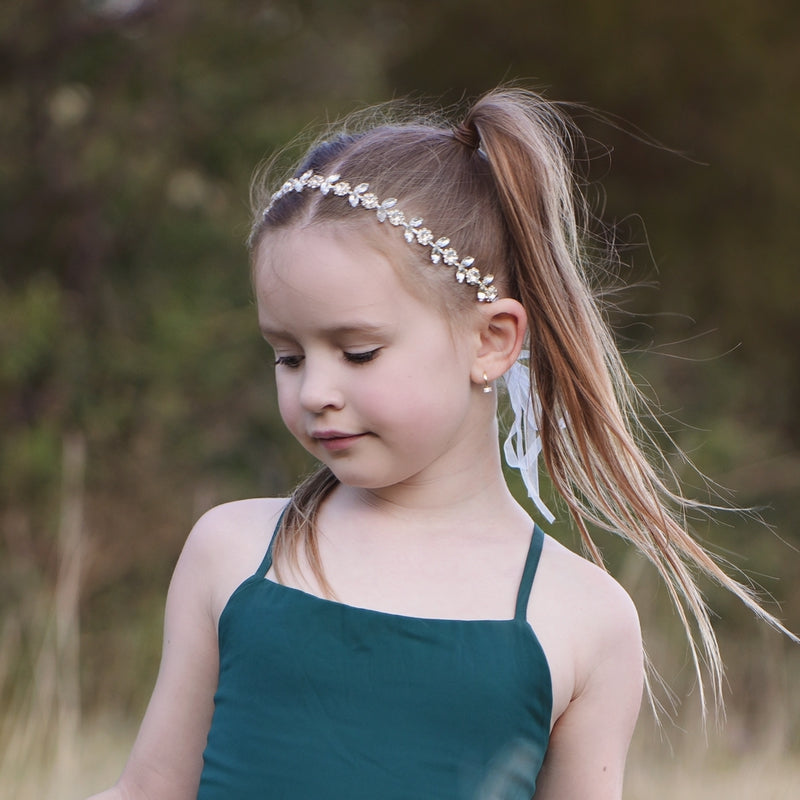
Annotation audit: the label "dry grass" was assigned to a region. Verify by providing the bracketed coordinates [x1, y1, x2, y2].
[626, 759, 800, 800]
[2, 715, 800, 800]
[0, 714, 135, 800]
[626, 742, 800, 800]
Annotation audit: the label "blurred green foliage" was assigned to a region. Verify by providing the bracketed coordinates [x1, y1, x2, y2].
[1, 0, 798, 728]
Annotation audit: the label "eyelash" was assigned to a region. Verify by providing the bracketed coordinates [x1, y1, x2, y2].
[274, 355, 303, 368]
[274, 349, 381, 368]
[344, 348, 380, 364]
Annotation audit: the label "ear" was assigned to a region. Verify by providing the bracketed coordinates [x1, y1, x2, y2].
[470, 298, 527, 386]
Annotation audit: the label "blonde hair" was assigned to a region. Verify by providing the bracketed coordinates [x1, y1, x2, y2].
[249, 88, 795, 713]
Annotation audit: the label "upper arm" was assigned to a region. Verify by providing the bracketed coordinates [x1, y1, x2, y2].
[88, 498, 284, 800]
[535, 577, 644, 800]
[111, 506, 247, 799]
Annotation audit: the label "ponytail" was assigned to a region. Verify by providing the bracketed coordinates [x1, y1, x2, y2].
[467, 88, 797, 712]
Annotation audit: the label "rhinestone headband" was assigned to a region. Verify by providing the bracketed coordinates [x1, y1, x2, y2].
[264, 170, 498, 302]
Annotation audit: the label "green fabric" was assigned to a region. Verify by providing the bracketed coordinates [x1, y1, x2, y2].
[197, 523, 551, 799]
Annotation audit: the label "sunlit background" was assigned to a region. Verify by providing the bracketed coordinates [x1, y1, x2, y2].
[2, 1, 799, 797]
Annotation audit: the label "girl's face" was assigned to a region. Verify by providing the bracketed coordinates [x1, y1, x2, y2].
[253, 225, 489, 494]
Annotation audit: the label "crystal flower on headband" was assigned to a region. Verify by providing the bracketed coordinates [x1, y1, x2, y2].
[263, 170, 498, 303]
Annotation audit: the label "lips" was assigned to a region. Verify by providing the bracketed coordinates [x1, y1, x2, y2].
[311, 430, 366, 452]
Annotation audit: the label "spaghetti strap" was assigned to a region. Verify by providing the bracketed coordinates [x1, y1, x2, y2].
[254, 503, 290, 578]
[514, 525, 545, 620]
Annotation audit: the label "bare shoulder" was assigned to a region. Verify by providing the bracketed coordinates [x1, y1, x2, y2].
[530, 535, 644, 798]
[537, 533, 640, 639]
[187, 496, 287, 549]
[528, 534, 642, 722]
[182, 497, 288, 621]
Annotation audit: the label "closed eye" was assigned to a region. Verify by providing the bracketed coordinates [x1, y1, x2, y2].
[344, 348, 381, 364]
[274, 354, 304, 368]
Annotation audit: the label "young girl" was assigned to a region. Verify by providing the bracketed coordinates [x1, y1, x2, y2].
[88, 88, 793, 800]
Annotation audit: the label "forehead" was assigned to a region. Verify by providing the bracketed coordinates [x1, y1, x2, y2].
[254, 225, 425, 331]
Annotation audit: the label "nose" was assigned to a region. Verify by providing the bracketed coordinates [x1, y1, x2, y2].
[297, 357, 345, 414]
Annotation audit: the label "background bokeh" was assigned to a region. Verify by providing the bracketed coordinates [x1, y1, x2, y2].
[2, 1, 799, 797]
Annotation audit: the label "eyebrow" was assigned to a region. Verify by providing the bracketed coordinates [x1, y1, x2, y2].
[259, 323, 391, 340]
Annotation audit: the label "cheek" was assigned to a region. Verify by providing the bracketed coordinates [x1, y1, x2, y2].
[275, 380, 301, 432]
[362, 361, 469, 424]
[357, 360, 421, 410]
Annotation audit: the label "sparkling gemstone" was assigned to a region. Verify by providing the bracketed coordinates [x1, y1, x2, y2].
[361, 193, 379, 209]
[349, 185, 367, 206]
[320, 174, 341, 194]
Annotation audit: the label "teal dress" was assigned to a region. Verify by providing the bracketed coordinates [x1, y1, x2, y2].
[197, 523, 552, 799]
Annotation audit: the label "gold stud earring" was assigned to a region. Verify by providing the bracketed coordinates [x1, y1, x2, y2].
[482, 372, 492, 394]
